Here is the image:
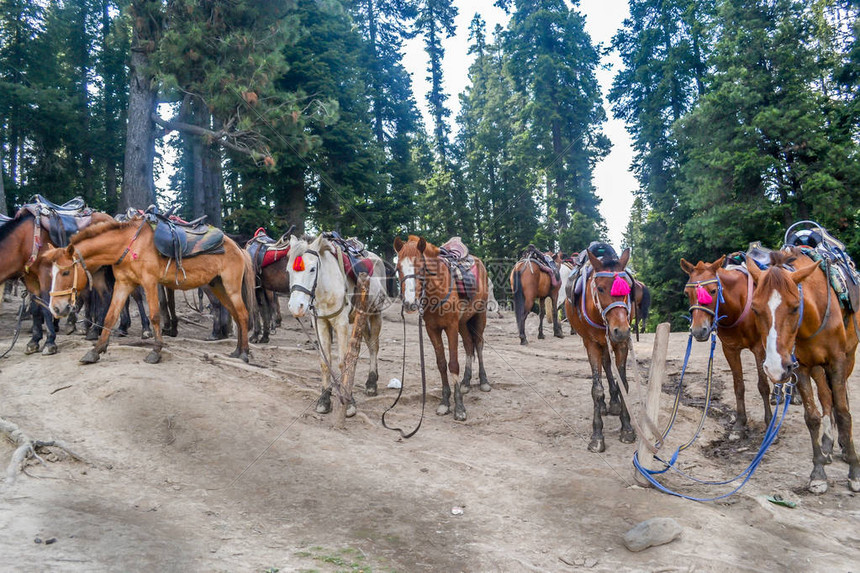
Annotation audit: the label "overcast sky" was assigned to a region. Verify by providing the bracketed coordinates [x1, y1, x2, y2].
[402, 0, 636, 248]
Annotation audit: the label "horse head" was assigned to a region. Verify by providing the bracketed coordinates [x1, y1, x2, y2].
[287, 234, 336, 318]
[394, 235, 439, 313]
[747, 249, 820, 383]
[680, 255, 726, 341]
[43, 244, 90, 318]
[588, 247, 632, 343]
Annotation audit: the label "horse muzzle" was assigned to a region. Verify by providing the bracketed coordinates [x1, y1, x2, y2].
[402, 300, 419, 314]
[288, 300, 308, 318]
[608, 324, 630, 344]
[51, 301, 72, 319]
[764, 359, 797, 384]
[691, 323, 711, 342]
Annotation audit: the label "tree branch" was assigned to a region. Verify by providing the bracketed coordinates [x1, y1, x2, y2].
[150, 113, 268, 159]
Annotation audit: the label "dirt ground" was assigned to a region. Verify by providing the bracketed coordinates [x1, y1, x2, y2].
[0, 293, 858, 573]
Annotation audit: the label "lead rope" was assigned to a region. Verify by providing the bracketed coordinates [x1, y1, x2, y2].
[0, 291, 29, 360]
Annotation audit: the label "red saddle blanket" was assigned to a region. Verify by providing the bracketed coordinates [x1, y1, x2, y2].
[342, 252, 374, 282]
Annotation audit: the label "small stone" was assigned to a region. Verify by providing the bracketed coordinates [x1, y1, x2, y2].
[34, 538, 42, 544]
[622, 517, 682, 552]
[45, 538, 57, 545]
[451, 506, 464, 515]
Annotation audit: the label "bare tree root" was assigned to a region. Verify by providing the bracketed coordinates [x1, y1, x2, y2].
[1, 417, 89, 487]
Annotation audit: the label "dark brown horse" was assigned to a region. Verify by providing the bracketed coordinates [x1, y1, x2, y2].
[510, 247, 563, 344]
[394, 235, 490, 421]
[44, 216, 256, 364]
[564, 248, 648, 452]
[747, 249, 860, 493]
[250, 256, 289, 344]
[681, 256, 772, 440]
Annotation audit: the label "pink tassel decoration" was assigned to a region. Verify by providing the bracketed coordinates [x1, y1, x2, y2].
[696, 285, 713, 305]
[610, 274, 631, 296]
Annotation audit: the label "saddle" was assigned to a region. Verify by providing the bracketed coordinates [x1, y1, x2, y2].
[784, 221, 860, 312]
[568, 242, 623, 302]
[440, 236, 478, 300]
[145, 207, 225, 265]
[20, 194, 93, 247]
[520, 244, 560, 288]
[323, 232, 375, 282]
[246, 227, 291, 273]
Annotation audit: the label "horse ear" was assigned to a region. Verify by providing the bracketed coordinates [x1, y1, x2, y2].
[587, 249, 601, 270]
[619, 248, 631, 268]
[66, 244, 75, 257]
[747, 260, 762, 283]
[289, 235, 299, 248]
[710, 255, 726, 272]
[393, 236, 404, 252]
[417, 237, 426, 253]
[680, 258, 695, 275]
[791, 258, 820, 285]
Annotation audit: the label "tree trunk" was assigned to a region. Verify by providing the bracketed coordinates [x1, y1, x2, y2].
[119, 2, 161, 211]
[280, 165, 305, 235]
[552, 119, 566, 231]
[0, 160, 7, 215]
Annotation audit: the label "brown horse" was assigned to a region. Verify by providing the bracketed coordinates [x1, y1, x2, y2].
[0, 210, 113, 354]
[510, 247, 563, 344]
[43, 216, 256, 364]
[747, 249, 860, 493]
[564, 248, 645, 452]
[681, 256, 772, 440]
[394, 235, 490, 421]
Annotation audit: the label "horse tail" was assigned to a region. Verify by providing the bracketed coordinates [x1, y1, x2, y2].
[637, 282, 652, 325]
[241, 250, 257, 329]
[512, 265, 526, 320]
[383, 259, 398, 298]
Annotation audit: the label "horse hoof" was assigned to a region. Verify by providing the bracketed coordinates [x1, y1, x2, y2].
[849, 478, 860, 493]
[620, 430, 636, 444]
[65, 325, 77, 335]
[165, 329, 178, 338]
[728, 429, 744, 442]
[259, 336, 269, 344]
[346, 404, 357, 418]
[823, 453, 833, 465]
[520, 339, 528, 346]
[80, 349, 100, 364]
[25, 342, 40, 355]
[85, 328, 100, 341]
[608, 403, 622, 416]
[249, 335, 259, 344]
[142, 329, 153, 340]
[41, 343, 58, 356]
[537, 333, 545, 340]
[554, 332, 564, 339]
[144, 350, 162, 364]
[454, 409, 467, 422]
[480, 383, 491, 392]
[808, 479, 828, 494]
[436, 404, 450, 416]
[315, 402, 331, 414]
[588, 438, 606, 453]
[460, 383, 471, 395]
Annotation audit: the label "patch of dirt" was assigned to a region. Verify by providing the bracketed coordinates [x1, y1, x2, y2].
[0, 296, 858, 572]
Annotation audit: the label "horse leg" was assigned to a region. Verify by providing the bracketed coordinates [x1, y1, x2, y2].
[808, 366, 835, 463]
[39, 289, 58, 355]
[458, 319, 475, 395]
[585, 339, 606, 452]
[602, 351, 620, 416]
[537, 294, 546, 340]
[26, 294, 44, 354]
[140, 281, 164, 364]
[363, 314, 381, 396]
[446, 325, 466, 421]
[315, 319, 334, 414]
[613, 340, 636, 444]
[80, 282, 134, 364]
[159, 287, 178, 337]
[751, 344, 773, 430]
[472, 313, 491, 392]
[827, 364, 860, 491]
[516, 295, 529, 345]
[795, 370, 829, 493]
[333, 314, 356, 417]
[271, 292, 282, 328]
[258, 288, 271, 344]
[551, 291, 563, 338]
[426, 327, 451, 416]
[724, 346, 748, 441]
[210, 281, 249, 362]
[250, 288, 264, 344]
[135, 287, 153, 339]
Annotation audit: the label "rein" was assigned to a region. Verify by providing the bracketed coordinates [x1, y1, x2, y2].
[0, 291, 29, 360]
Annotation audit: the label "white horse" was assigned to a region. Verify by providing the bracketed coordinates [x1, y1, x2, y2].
[287, 234, 387, 416]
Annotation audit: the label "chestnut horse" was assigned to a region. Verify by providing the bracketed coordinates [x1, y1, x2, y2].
[510, 248, 563, 345]
[0, 210, 113, 354]
[44, 217, 256, 364]
[394, 236, 491, 421]
[747, 249, 860, 493]
[564, 248, 645, 452]
[681, 256, 772, 440]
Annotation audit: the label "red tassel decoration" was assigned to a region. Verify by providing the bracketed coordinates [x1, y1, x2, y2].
[293, 256, 305, 272]
[696, 285, 713, 305]
[610, 274, 631, 296]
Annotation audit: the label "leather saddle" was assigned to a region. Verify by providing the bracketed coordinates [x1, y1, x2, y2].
[246, 227, 292, 273]
[440, 236, 469, 260]
[323, 232, 375, 282]
[521, 245, 560, 287]
[440, 237, 478, 300]
[145, 207, 225, 261]
[23, 194, 93, 247]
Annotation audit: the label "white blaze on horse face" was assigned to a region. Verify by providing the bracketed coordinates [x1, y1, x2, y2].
[401, 257, 417, 306]
[49, 263, 69, 318]
[763, 290, 785, 381]
[288, 254, 315, 318]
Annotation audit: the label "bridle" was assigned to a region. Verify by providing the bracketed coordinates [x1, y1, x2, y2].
[49, 247, 92, 309]
[581, 268, 633, 329]
[398, 252, 453, 313]
[289, 247, 348, 321]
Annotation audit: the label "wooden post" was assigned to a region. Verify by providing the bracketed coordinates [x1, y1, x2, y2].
[633, 322, 671, 486]
[332, 273, 370, 429]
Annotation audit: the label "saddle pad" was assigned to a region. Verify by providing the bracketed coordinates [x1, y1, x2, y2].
[798, 246, 860, 312]
[42, 213, 92, 247]
[527, 257, 560, 288]
[440, 236, 469, 260]
[445, 255, 477, 300]
[153, 221, 225, 259]
[342, 252, 374, 282]
[262, 247, 290, 268]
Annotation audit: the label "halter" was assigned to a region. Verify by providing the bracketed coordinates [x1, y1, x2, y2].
[581, 269, 632, 329]
[685, 277, 725, 334]
[398, 252, 452, 313]
[49, 247, 92, 308]
[289, 247, 349, 321]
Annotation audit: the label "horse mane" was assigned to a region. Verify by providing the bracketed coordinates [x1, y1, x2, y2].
[69, 218, 133, 245]
[769, 250, 797, 268]
[400, 234, 439, 257]
[597, 255, 624, 272]
[0, 211, 34, 246]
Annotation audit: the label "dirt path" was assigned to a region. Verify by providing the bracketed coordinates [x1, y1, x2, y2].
[0, 298, 858, 572]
